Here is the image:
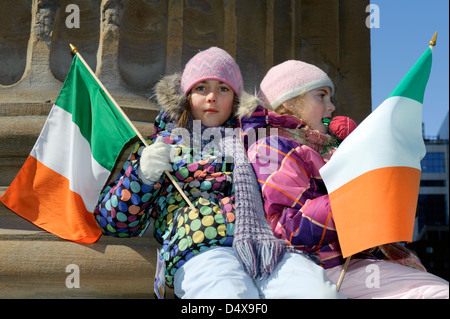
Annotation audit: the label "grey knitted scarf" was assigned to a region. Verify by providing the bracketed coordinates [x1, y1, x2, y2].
[221, 135, 289, 279]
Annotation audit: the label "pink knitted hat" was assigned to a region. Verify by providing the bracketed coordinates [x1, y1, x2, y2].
[181, 47, 244, 97]
[259, 60, 334, 109]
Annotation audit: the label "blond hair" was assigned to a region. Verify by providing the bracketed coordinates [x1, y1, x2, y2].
[274, 93, 307, 118]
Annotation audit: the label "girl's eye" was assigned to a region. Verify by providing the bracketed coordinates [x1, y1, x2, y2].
[195, 86, 206, 92]
[219, 86, 229, 92]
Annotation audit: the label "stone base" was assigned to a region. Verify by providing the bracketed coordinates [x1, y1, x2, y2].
[0, 191, 175, 299]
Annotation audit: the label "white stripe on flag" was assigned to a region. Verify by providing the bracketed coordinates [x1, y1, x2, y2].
[30, 105, 110, 212]
[320, 96, 425, 193]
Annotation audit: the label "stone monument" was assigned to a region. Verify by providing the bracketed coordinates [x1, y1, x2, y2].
[0, 0, 371, 298]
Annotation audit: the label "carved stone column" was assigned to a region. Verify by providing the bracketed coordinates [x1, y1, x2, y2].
[166, 0, 184, 74]
[1, 0, 61, 103]
[96, 0, 123, 89]
[0, 1, 31, 87]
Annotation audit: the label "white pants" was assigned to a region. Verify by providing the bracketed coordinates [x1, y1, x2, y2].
[173, 246, 345, 299]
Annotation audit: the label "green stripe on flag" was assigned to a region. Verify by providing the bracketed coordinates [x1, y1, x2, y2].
[388, 47, 432, 104]
[55, 55, 136, 172]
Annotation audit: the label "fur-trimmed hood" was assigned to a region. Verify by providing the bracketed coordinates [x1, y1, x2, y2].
[153, 73, 262, 122]
[154, 73, 187, 122]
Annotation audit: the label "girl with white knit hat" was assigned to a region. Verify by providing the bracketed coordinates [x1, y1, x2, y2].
[239, 60, 449, 299]
[94, 48, 343, 299]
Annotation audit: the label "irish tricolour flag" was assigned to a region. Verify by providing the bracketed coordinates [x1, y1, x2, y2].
[320, 47, 432, 258]
[0, 55, 136, 243]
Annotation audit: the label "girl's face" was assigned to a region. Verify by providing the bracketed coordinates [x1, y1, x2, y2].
[285, 87, 335, 134]
[189, 80, 235, 127]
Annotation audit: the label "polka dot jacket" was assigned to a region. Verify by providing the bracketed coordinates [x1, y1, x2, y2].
[94, 112, 236, 287]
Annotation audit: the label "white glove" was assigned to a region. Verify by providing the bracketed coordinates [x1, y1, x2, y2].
[137, 136, 174, 184]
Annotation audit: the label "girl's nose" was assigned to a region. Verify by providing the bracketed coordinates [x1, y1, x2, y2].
[328, 102, 336, 114]
[207, 92, 217, 103]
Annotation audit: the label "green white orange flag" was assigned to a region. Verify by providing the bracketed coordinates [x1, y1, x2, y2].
[0, 55, 136, 243]
[319, 46, 433, 258]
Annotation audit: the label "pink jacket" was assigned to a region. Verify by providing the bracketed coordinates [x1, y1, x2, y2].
[240, 106, 342, 267]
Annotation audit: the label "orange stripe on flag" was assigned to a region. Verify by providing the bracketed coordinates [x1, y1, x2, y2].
[329, 166, 420, 258]
[0, 155, 101, 243]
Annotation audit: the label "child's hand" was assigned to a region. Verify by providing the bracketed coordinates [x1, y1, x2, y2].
[138, 136, 174, 184]
[329, 116, 357, 141]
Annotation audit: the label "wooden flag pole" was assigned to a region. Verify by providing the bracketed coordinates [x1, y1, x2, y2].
[69, 44, 149, 147]
[69, 44, 197, 213]
[336, 255, 351, 292]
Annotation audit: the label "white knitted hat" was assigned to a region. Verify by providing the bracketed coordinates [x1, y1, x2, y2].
[259, 60, 334, 109]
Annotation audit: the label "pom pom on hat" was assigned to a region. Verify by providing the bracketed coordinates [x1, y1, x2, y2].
[259, 60, 335, 110]
[181, 47, 244, 97]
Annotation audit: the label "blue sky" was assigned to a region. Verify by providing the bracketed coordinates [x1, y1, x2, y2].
[370, 0, 449, 137]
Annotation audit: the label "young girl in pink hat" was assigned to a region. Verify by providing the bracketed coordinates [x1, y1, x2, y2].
[238, 60, 449, 299]
[95, 48, 343, 299]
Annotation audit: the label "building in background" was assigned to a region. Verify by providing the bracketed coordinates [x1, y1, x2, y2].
[408, 111, 449, 280]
